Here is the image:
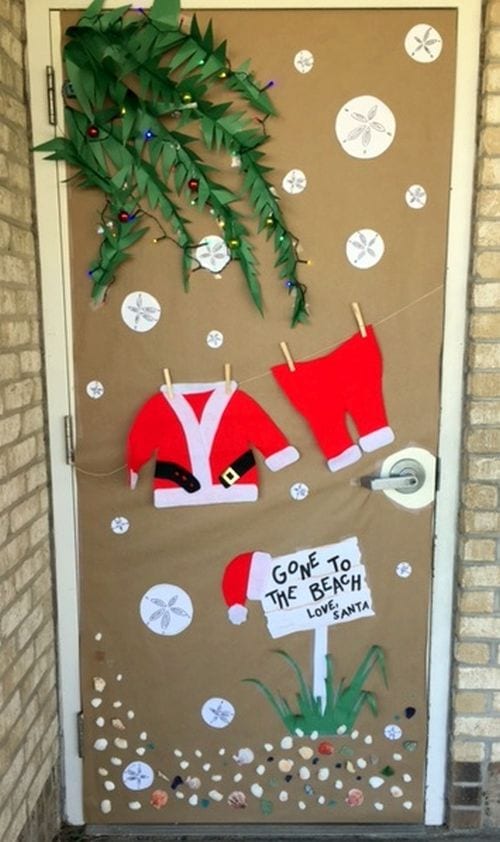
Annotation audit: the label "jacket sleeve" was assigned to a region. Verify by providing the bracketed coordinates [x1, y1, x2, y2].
[126, 393, 165, 488]
[237, 391, 300, 471]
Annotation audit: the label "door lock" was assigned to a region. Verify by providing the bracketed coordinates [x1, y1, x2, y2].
[360, 458, 426, 494]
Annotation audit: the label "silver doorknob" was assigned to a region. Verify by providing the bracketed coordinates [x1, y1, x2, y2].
[360, 458, 426, 494]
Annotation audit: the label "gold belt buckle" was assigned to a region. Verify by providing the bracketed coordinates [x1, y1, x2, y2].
[221, 466, 240, 486]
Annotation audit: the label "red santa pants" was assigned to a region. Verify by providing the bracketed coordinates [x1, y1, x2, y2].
[271, 326, 394, 472]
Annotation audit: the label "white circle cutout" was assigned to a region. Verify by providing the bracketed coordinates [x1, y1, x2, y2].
[140, 584, 193, 636]
[294, 50, 314, 74]
[335, 96, 396, 159]
[346, 229, 385, 269]
[201, 697, 235, 729]
[122, 761, 155, 791]
[206, 330, 224, 349]
[111, 516, 129, 535]
[405, 24, 443, 63]
[290, 482, 309, 501]
[195, 235, 231, 273]
[396, 562, 413, 579]
[282, 169, 307, 195]
[405, 185, 428, 209]
[86, 380, 104, 399]
[121, 291, 161, 333]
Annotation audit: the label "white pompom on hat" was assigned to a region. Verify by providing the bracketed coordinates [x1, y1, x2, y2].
[221, 551, 272, 624]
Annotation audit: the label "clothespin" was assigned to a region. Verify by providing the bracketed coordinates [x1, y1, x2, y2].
[224, 363, 232, 394]
[351, 302, 367, 338]
[163, 368, 174, 398]
[279, 341, 296, 372]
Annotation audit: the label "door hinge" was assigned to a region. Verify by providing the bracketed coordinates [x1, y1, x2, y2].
[64, 415, 75, 466]
[77, 711, 84, 758]
[435, 456, 441, 492]
[46, 65, 57, 126]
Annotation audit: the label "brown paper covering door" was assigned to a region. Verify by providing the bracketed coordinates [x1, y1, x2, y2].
[62, 6, 457, 825]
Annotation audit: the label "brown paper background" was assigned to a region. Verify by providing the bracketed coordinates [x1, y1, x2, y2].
[62, 6, 457, 825]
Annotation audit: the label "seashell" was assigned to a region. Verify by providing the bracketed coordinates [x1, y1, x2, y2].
[299, 746, 314, 760]
[281, 736, 293, 749]
[150, 789, 168, 810]
[390, 785, 403, 798]
[104, 781, 115, 792]
[188, 794, 198, 806]
[346, 761, 356, 774]
[278, 758, 294, 773]
[100, 799, 111, 814]
[345, 788, 364, 807]
[228, 790, 247, 809]
[186, 776, 201, 790]
[279, 790, 288, 802]
[369, 776, 385, 789]
[299, 766, 310, 780]
[128, 801, 142, 810]
[112, 718, 125, 731]
[93, 677, 106, 693]
[250, 783, 263, 798]
[94, 739, 108, 751]
[318, 740, 334, 756]
[233, 748, 254, 765]
[114, 738, 128, 750]
[208, 790, 223, 802]
[317, 767, 329, 782]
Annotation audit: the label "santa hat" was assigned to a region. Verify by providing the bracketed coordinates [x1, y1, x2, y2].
[222, 551, 272, 625]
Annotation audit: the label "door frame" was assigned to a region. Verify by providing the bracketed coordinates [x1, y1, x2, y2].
[26, 0, 481, 827]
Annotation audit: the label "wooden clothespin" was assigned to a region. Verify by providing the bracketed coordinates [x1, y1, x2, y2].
[163, 367, 174, 398]
[279, 341, 296, 372]
[351, 302, 367, 338]
[224, 363, 232, 394]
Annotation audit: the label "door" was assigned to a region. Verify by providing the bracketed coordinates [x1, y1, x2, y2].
[29, 0, 479, 828]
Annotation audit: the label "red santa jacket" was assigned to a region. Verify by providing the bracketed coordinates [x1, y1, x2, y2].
[127, 381, 300, 508]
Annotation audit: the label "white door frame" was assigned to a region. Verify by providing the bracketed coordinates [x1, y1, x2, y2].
[26, 0, 481, 827]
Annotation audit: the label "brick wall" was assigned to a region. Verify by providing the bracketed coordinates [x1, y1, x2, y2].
[0, 2, 60, 842]
[451, 0, 500, 829]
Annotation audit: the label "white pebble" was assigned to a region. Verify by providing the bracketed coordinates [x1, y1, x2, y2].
[310, 730, 318, 740]
[256, 765, 265, 776]
[295, 729, 304, 737]
[211, 774, 222, 782]
[114, 738, 127, 750]
[95, 717, 105, 728]
[203, 763, 211, 771]
[94, 739, 108, 751]
[390, 786, 403, 798]
[317, 768, 329, 782]
[403, 800, 413, 810]
[180, 761, 190, 770]
[278, 758, 294, 773]
[335, 780, 343, 790]
[346, 761, 356, 774]
[403, 773, 412, 783]
[209, 790, 223, 802]
[112, 701, 122, 709]
[281, 736, 293, 749]
[100, 799, 112, 814]
[174, 749, 183, 757]
[393, 753, 402, 761]
[110, 757, 122, 766]
[111, 718, 125, 731]
[140, 731, 147, 740]
[116, 674, 123, 681]
[336, 725, 347, 735]
[357, 758, 367, 769]
[279, 790, 288, 802]
[264, 743, 273, 752]
[91, 698, 102, 708]
[218, 748, 226, 756]
[318, 795, 326, 805]
[98, 768, 108, 777]
[104, 781, 115, 792]
[233, 748, 254, 765]
[233, 773, 243, 783]
[176, 791, 185, 800]
[299, 766, 311, 780]
[95, 633, 102, 641]
[136, 747, 146, 756]
[299, 746, 313, 760]
[128, 801, 142, 810]
[195, 749, 202, 757]
[351, 729, 359, 739]
[364, 735, 373, 745]
[369, 776, 385, 789]
[189, 794, 198, 806]
[93, 677, 106, 693]
[251, 783, 263, 798]
[298, 800, 306, 810]
[127, 710, 135, 719]
[374, 801, 384, 811]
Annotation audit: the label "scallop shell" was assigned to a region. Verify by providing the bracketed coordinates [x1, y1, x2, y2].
[186, 776, 201, 790]
[233, 747, 254, 765]
[228, 790, 247, 809]
[278, 758, 294, 773]
[112, 718, 125, 731]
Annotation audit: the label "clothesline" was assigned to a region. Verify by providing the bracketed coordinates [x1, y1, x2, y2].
[73, 282, 443, 478]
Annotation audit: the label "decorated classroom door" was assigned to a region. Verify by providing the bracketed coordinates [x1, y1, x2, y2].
[50, 2, 457, 826]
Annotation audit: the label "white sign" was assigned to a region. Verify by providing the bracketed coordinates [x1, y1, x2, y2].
[257, 538, 374, 639]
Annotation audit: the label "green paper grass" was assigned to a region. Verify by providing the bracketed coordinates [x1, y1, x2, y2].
[244, 645, 387, 737]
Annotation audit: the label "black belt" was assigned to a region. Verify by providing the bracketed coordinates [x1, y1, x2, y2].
[154, 450, 256, 493]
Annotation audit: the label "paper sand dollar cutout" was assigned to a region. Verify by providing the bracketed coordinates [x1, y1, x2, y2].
[111, 516, 129, 535]
[290, 482, 309, 501]
[396, 562, 413, 579]
[294, 49, 314, 74]
[86, 380, 104, 399]
[346, 229, 385, 269]
[195, 235, 231, 273]
[201, 697, 235, 729]
[405, 185, 428, 209]
[122, 761, 155, 791]
[336, 96, 396, 159]
[206, 330, 224, 349]
[121, 291, 161, 332]
[384, 724, 403, 741]
[405, 24, 443, 63]
[282, 169, 307, 195]
[140, 584, 193, 636]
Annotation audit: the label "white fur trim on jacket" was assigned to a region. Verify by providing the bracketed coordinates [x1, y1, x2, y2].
[265, 445, 300, 472]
